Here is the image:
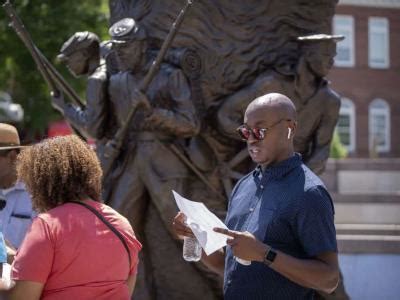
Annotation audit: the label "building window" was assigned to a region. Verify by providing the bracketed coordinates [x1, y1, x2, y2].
[369, 17, 390, 69]
[333, 15, 355, 67]
[337, 98, 356, 152]
[369, 99, 390, 153]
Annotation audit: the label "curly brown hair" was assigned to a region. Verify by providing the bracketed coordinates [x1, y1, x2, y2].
[16, 135, 102, 212]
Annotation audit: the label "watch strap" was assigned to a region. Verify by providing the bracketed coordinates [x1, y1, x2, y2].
[263, 246, 277, 266]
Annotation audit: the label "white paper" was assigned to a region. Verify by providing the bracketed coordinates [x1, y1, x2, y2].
[173, 190, 228, 256]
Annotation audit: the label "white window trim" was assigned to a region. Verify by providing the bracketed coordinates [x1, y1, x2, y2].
[338, 0, 400, 9]
[338, 98, 356, 152]
[333, 15, 355, 67]
[369, 99, 391, 153]
[368, 17, 390, 69]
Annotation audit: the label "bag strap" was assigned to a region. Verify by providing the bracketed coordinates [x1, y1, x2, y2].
[69, 201, 132, 271]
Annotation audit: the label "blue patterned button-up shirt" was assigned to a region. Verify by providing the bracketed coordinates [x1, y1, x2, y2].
[224, 153, 337, 300]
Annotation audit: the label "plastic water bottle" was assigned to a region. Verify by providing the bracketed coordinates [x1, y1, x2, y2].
[183, 236, 202, 262]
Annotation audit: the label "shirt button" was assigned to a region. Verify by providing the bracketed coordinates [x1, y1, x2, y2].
[260, 185, 264, 189]
[227, 279, 232, 285]
[249, 207, 254, 212]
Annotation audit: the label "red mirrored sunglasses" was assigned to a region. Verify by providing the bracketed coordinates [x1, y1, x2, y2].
[236, 119, 291, 141]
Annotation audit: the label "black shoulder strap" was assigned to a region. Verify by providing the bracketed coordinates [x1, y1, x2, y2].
[69, 201, 132, 271]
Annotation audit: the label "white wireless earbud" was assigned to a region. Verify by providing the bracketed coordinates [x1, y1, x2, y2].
[287, 128, 292, 139]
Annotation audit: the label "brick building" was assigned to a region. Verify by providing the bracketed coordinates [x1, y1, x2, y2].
[328, 0, 400, 157]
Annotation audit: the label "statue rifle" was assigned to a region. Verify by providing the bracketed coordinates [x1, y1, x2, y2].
[3, 1, 60, 98]
[100, 0, 194, 179]
[40, 52, 85, 109]
[2, 1, 85, 109]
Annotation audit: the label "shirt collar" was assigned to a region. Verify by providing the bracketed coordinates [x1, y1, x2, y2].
[0, 181, 26, 195]
[253, 153, 302, 180]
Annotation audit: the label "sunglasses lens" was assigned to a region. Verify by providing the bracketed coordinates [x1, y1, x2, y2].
[252, 128, 265, 140]
[238, 127, 250, 140]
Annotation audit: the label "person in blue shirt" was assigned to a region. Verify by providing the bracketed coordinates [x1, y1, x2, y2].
[173, 93, 339, 299]
[0, 233, 6, 265]
[0, 231, 14, 291]
[0, 123, 35, 254]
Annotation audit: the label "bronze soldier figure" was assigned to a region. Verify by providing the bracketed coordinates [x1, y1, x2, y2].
[51, 31, 111, 151]
[105, 17, 199, 235]
[105, 18, 220, 299]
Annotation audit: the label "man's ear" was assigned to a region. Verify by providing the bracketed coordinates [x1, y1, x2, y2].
[287, 121, 297, 139]
[287, 128, 292, 139]
[7, 150, 18, 161]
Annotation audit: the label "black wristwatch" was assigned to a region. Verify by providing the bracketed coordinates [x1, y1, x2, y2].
[263, 247, 277, 266]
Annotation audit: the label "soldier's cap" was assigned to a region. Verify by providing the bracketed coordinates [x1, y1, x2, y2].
[108, 18, 146, 44]
[297, 34, 345, 43]
[57, 31, 100, 62]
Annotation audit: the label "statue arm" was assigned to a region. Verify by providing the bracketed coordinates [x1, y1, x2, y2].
[63, 72, 109, 139]
[146, 69, 200, 138]
[305, 92, 341, 174]
[217, 85, 258, 140]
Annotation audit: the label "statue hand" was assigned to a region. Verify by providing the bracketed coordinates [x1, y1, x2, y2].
[51, 91, 66, 113]
[131, 89, 151, 111]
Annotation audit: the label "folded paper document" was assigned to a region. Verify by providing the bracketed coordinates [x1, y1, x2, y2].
[173, 190, 228, 255]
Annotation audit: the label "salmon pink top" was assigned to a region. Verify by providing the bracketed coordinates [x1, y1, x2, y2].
[12, 200, 142, 300]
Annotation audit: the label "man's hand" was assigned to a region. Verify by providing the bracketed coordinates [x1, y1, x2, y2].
[213, 228, 267, 262]
[51, 91, 66, 113]
[5, 240, 16, 264]
[172, 212, 195, 240]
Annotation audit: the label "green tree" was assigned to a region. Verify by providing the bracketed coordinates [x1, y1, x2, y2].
[0, 0, 109, 138]
[330, 130, 348, 159]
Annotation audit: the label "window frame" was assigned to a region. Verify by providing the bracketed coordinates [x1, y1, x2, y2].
[333, 15, 355, 67]
[368, 17, 390, 69]
[369, 98, 391, 153]
[337, 98, 356, 152]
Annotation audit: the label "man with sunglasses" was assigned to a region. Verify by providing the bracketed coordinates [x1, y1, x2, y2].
[173, 93, 339, 299]
[0, 123, 35, 260]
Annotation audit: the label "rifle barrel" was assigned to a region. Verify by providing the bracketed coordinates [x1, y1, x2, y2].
[141, 0, 193, 91]
[39, 51, 85, 109]
[2, 1, 59, 96]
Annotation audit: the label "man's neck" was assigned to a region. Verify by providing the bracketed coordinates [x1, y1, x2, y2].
[88, 60, 100, 76]
[0, 174, 17, 189]
[261, 151, 295, 171]
[294, 60, 318, 102]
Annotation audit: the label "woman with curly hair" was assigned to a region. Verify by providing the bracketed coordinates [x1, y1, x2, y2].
[9, 135, 141, 300]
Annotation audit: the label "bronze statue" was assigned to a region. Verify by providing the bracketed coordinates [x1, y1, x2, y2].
[105, 1, 347, 299]
[105, 18, 223, 299]
[44, 0, 350, 299]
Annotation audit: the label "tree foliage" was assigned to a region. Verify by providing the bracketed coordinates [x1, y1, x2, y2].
[0, 0, 108, 137]
[330, 130, 348, 159]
